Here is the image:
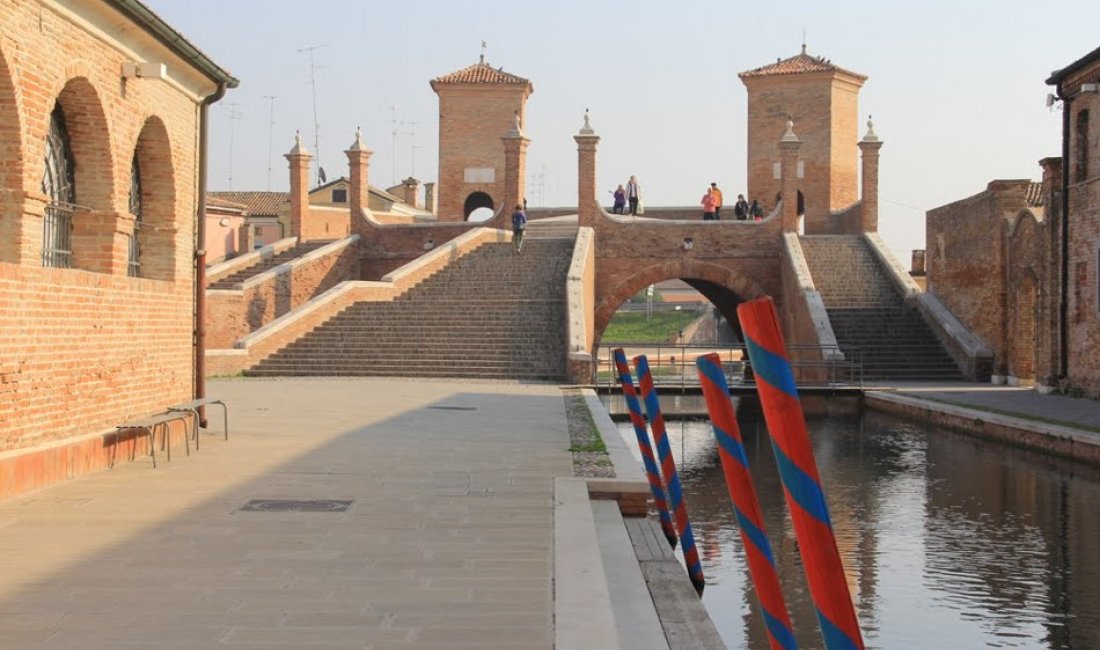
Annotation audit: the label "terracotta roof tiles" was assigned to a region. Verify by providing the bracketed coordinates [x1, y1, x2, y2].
[208, 191, 289, 217]
[431, 62, 531, 88]
[739, 50, 866, 81]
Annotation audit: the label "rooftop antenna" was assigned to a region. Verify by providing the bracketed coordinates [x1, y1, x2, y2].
[225, 102, 243, 190]
[530, 164, 547, 207]
[406, 120, 422, 178]
[262, 95, 277, 191]
[298, 44, 329, 187]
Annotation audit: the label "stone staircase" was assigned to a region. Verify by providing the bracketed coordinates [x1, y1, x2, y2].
[245, 238, 574, 381]
[208, 240, 334, 289]
[799, 235, 963, 380]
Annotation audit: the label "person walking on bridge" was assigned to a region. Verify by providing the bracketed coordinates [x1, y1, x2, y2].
[612, 184, 626, 214]
[701, 187, 718, 221]
[511, 204, 527, 253]
[733, 194, 749, 221]
[750, 198, 763, 221]
[626, 175, 642, 216]
[710, 182, 724, 220]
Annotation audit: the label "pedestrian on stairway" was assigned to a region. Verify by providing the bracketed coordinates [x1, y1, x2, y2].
[701, 187, 718, 221]
[511, 204, 527, 253]
[710, 182, 724, 220]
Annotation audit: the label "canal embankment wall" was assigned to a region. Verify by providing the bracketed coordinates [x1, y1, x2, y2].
[864, 391, 1100, 466]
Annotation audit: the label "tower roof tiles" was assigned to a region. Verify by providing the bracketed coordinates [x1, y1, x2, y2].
[739, 49, 866, 81]
[430, 62, 532, 91]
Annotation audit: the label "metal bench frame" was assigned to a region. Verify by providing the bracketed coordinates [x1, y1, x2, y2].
[114, 411, 193, 468]
[167, 397, 228, 451]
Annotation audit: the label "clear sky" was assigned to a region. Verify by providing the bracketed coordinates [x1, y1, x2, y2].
[146, 0, 1100, 259]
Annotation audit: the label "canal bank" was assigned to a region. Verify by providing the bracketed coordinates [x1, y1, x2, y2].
[865, 386, 1100, 466]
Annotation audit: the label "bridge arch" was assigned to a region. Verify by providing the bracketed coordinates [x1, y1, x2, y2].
[463, 191, 494, 221]
[594, 259, 769, 348]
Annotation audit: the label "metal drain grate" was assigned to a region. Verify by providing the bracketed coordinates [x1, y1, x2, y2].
[427, 406, 477, 411]
[238, 499, 353, 513]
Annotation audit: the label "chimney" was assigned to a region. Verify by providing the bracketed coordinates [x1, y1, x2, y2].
[424, 182, 438, 214]
[401, 178, 420, 208]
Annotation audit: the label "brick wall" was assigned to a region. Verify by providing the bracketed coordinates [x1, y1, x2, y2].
[205, 236, 361, 349]
[926, 180, 1032, 373]
[1067, 175, 1100, 394]
[0, 1, 226, 485]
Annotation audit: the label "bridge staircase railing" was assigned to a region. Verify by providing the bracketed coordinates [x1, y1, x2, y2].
[594, 342, 862, 392]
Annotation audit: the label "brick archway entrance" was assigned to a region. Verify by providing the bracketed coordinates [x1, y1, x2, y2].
[463, 191, 494, 220]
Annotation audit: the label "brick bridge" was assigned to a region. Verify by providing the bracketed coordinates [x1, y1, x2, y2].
[205, 122, 990, 384]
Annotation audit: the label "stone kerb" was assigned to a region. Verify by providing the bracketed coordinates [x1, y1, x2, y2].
[205, 236, 298, 286]
[566, 227, 595, 383]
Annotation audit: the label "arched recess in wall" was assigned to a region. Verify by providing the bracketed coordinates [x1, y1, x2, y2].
[0, 42, 24, 263]
[1010, 273, 1038, 382]
[130, 115, 177, 281]
[50, 76, 116, 272]
[464, 191, 494, 222]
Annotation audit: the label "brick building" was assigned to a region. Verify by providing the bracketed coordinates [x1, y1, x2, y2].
[1048, 46, 1100, 396]
[0, 0, 236, 493]
[926, 45, 1100, 396]
[430, 56, 533, 221]
[739, 45, 867, 233]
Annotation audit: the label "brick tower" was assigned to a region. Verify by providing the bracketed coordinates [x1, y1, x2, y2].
[739, 45, 867, 233]
[430, 56, 533, 221]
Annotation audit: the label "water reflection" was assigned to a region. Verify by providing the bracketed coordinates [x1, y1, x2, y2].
[608, 396, 1100, 649]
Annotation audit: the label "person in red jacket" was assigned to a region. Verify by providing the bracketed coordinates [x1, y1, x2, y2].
[701, 188, 718, 221]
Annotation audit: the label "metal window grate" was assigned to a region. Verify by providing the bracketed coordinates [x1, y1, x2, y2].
[127, 156, 142, 277]
[42, 202, 73, 268]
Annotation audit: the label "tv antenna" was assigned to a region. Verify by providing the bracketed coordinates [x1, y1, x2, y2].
[225, 102, 243, 190]
[530, 165, 547, 207]
[387, 105, 420, 184]
[298, 44, 329, 186]
[262, 95, 277, 190]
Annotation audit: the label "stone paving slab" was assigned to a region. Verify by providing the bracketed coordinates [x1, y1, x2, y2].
[0, 378, 573, 649]
[893, 385, 1100, 431]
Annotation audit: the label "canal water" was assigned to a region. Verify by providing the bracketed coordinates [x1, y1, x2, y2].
[604, 395, 1100, 649]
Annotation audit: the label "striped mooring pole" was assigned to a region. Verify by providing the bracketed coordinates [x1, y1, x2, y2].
[696, 352, 798, 650]
[737, 296, 865, 650]
[612, 348, 677, 549]
[634, 354, 705, 596]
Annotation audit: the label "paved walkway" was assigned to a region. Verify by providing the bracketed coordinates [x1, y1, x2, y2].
[884, 382, 1100, 432]
[0, 378, 573, 649]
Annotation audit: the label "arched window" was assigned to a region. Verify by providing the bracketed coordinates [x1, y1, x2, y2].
[128, 155, 142, 276]
[41, 103, 75, 267]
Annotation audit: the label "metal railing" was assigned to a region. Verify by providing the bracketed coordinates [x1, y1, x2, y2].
[42, 202, 74, 268]
[127, 231, 141, 277]
[595, 341, 863, 391]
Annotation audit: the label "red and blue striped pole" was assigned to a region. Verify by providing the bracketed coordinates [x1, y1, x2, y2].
[696, 353, 798, 650]
[612, 348, 678, 549]
[634, 354, 705, 596]
[737, 296, 864, 650]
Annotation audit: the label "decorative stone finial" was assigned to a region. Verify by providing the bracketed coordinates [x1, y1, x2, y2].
[781, 118, 799, 142]
[505, 112, 524, 138]
[347, 127, 367, 151]
[289, 130, 309, 155]
[579, 109, 594, 135]
[861, 115, 879, 142]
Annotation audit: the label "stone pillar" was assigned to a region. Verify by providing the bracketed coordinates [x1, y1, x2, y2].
[424, 182, 437, 214]
[345, 128, 372, 220]
[285, 132, 312, 239]
[858, 118, 884, 233]
[501, 114, 530, 214]
[779, 119, 802, 233]
[574, 111, 600, 227]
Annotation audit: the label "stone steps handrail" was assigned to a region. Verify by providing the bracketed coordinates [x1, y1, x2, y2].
[566, 227, 595, 381]
[236, 235, 359, 292]
[205, 236, 298, 285]
[784, 233, 843, 361]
